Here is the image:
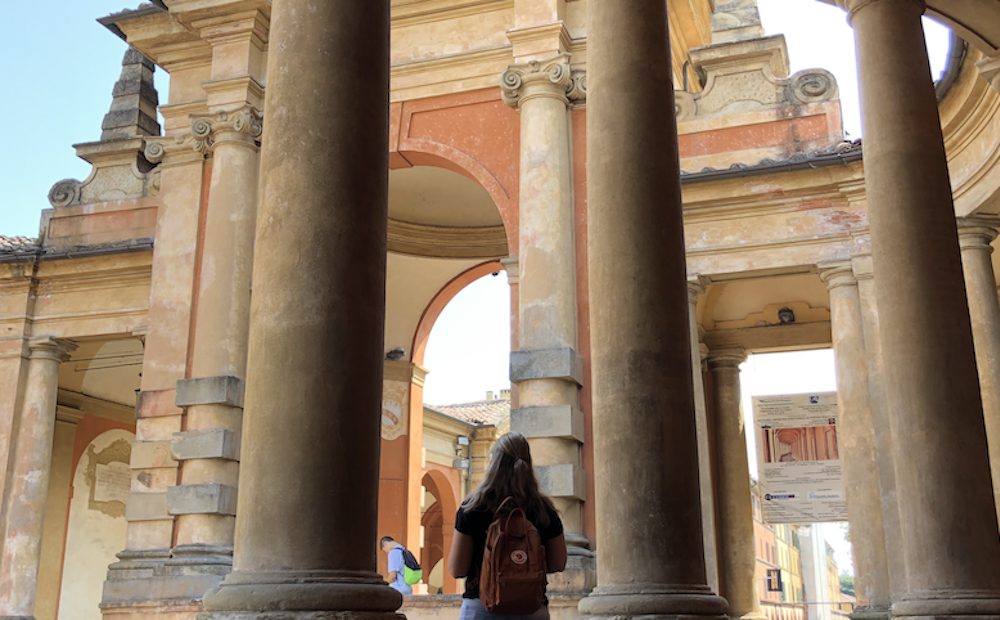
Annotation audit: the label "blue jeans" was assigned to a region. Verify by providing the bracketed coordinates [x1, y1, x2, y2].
[458, 598, 549, 620]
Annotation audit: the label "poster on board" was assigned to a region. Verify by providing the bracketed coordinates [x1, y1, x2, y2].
[754, 392, 848, 523]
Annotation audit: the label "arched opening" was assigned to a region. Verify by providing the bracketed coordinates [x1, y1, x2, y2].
[377, 162, 511, 592]
[420, 469, 460, 595]
[33, 336, 140, 620]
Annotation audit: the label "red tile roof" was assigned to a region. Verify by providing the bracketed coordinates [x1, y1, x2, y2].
[429, 398, 510, 426]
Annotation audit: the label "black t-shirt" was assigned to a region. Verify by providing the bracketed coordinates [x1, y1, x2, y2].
[455, 502, 563, 600]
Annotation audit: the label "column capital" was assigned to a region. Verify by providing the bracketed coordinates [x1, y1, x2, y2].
[144, 105, 263, 163]
[707, 346, 747, 369]
[501, 53, 586, 108]
[500, 256, 520, 285]
[191, 105, 264, 152]
[836, 0, 925, 22]
[687, 275, 709, 303]
[957, 215, 1000, 252]
[818, 261, 858, 291]
[27, 336, 76, 362]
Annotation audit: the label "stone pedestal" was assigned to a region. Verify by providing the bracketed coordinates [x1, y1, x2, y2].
[957, 216, 1000, 527]
[578, 2, 727, 618]
[502, 53, 594, 593]
[706, 348, 764, 620]
[199, 0, 401, 616]
[819, 264, 890, 619]
[845, 0, 1000, 615]
[0, 337, 76, 620]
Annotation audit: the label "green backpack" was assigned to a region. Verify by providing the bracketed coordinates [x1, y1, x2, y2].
[400, 547, 422, 585]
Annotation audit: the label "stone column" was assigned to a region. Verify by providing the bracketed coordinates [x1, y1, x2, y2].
[957, 216, 1000, 526]
[469, 426, 497, 493]
[819, 263, 890, 618]
[502, 54, 593, 592]
[706, 348, 763, 620]
[167, 107, 262, 578]
[852, 254, 906, 600]
[844, 0, 1000, 615]
[0, 337, 75, 619]
[578, 2, 727, 618]
[200, 0, 401, 616]
[689, 279, 720, 595]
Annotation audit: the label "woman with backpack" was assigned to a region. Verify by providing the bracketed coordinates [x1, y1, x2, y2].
[448, 431, 568, 619]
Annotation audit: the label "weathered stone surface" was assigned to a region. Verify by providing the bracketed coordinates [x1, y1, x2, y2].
[510, 405, 584, 442]
[124, 492, 169, 522]
[175, 376, 245, 408]
[172, 428, 239, 461]
[534, 463, 585, 500]
[101, 46, 160, 141]
[130, 440, 177, 469]
[509, 347, 583, 384]
[166, 484, 237, 516]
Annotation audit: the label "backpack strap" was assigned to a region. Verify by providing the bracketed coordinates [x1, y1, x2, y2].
[495, 496, 517, 516]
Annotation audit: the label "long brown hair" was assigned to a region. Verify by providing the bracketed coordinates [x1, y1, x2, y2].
[461, 431, 555, 527]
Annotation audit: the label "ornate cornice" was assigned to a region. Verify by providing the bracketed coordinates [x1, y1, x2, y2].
[978, 54, 1000, 93]
[145, 105, 263, 164]
[500, 53, 586, 108]
[387, 220, 508, 259]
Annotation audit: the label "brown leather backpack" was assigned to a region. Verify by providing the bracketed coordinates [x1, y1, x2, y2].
[479, 497, 548, 614]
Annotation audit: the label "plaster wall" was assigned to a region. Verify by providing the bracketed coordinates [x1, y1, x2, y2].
[57, 429, 134, 620]
[385, 254, 483, 355]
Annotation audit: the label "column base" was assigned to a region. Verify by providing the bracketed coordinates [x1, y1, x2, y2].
[548, 534, 597, 595]
[578, 584, 729, 619]
[201, 570, 402, 614]
[200, 614, 404, 620]
[891, 590, 1000, 619]
[101, 547, 228, 609]
[850, 605, 890, 620]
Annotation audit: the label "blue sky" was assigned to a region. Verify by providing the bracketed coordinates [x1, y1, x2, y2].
[0, 2, 168, 238]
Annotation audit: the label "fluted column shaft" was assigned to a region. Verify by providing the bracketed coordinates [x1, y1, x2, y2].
[689, 280, 720, 595]
[0, 337, 75, 619]
[820, 264, 890, 617]
[503, 58, 591, 587]
[201, 0, 401, 615]
[707, 348, 762, 620]
[579, 2, 727, 617]
[957, 217, 1000, 527]
[847, 0, 1000, 614]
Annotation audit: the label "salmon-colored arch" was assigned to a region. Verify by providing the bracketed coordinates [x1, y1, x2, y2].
[421, 468, 460, 594]
[392, 146, 517, 254]
[411, 260, 507, 368]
